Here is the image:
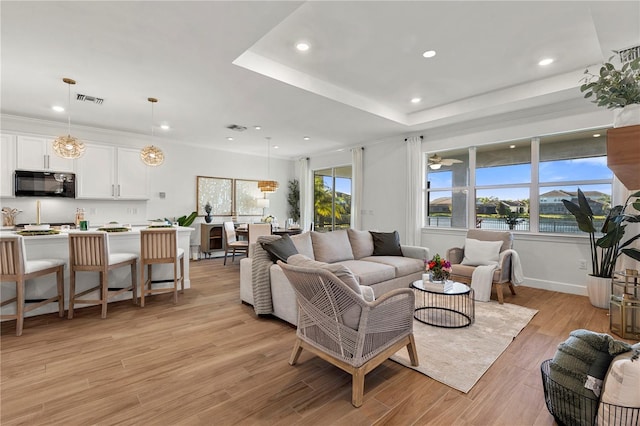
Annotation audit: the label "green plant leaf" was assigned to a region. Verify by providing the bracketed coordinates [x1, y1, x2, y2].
[621, 248, 640, 262]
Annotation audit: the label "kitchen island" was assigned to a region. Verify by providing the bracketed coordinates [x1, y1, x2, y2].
[0, 226, 193, 318]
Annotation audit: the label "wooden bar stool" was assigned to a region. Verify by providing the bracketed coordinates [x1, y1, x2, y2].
[0, 235, 65, 336]
[67, 232, 138, 319]
[139, 228, 184, 307]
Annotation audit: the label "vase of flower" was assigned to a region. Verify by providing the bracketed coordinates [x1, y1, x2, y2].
[425, 253, 452, 283]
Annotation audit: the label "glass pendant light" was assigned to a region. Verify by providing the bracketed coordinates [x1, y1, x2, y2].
[140, 97, 165, 166]
[258, 137, 278, 193]
[52, 78, 85, 159]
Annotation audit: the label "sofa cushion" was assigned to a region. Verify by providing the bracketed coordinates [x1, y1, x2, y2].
[261, 234, 299, 263]
[336, 260, 396, 286]
[348, 229, 374, 259]
[370, 231, 403, 256]
[287, 254, 361, 293]
[290, 232, 315, 259]
[461, 238, 502, 266]
[311, 230, 354, 263]
[360, 256, 423, 277]
[450, 264, 501, 282]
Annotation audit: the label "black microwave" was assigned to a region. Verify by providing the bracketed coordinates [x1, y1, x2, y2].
[14, 170, 76, 198]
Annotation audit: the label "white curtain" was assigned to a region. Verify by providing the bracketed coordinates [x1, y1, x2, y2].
[298, 157, 313, 232]
[351, 147, 364, 230]
[405, 136, 423, 245]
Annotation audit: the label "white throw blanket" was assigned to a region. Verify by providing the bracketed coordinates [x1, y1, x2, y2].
[471, 249, 524, 302]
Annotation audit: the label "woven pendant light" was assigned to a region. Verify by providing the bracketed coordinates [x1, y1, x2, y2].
[52, 78, 85, 159]
[140, 97, 165, 166]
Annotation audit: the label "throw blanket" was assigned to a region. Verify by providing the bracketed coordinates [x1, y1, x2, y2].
[471, 249, 524, 302]
[251, 235, 281, 315]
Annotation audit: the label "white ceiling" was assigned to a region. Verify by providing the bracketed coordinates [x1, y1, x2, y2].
[1, 1, 639, 159]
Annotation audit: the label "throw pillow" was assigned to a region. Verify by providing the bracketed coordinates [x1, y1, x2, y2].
[260, 234, 299, 263]
[461, 238, 502, 266]
[370, 231, 402, 256]
[289, 232, 315, 259]
[287, 254, 361, 292]
[598, 344, 640, 425]
[310, 230, 354, 263]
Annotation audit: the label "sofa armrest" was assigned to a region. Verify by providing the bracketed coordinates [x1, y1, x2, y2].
[400, 245, 429, 260]
[447, 247, 464, 264]
[497, 251, 512, 283]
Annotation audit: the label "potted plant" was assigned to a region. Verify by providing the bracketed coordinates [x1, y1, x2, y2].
[287, 179, 300, 222]
[580, 55, 640, 127]
[562, 189, 640, 308]
[204, 202, 212, 223]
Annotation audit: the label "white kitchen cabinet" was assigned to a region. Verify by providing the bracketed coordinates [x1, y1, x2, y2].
[16, 135, 75, 172]
[1, 134, 16, 197]
[76, 144, 149, 200]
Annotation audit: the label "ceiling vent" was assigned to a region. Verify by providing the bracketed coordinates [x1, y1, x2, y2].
[226, 124, 247, 132]
[617, 45, 640, 62]
[76, 94, 104, 105]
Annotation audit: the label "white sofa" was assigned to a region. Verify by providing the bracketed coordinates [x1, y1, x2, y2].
[240, 229, 429, 325]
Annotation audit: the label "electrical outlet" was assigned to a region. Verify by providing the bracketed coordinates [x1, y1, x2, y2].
[578, 259, 587, 270]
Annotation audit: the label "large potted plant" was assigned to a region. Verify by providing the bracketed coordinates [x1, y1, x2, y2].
[563, 189, 640, 308]
[580, 55, 640, 127]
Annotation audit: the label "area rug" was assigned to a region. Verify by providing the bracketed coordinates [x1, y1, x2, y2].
[390, 301, 538, 393]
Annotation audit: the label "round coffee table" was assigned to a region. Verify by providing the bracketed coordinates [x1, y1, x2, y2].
[411, 280, 475, 328]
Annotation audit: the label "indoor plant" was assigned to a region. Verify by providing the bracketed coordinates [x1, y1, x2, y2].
[580, 55, 640, 127]
[425, 253, 452, 282]
[562, 189, 640, 307]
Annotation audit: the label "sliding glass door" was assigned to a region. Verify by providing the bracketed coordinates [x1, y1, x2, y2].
[313, 166, 352, 232]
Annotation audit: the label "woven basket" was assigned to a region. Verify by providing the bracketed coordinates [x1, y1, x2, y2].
[540, 359, 640, 426]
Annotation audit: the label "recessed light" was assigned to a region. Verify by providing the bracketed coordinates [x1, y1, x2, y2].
[273, 145, 279, 149]
[254, 125, 261, 130]
[303, 136, 310, 141]
[226, 137, 234, 141]
[411, 97, 421, 104]
[422, 50, 436, 58]
[538, 58, 554, 66]
[160, 124, 170, 130]
[296, 42, 310, 52]
[593, 133, 601, 137]
[509, 144, 516, 149]
[52, 105, 65, 112]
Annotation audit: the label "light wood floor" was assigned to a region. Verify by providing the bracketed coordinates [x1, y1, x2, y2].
[1, 258, 632, 425]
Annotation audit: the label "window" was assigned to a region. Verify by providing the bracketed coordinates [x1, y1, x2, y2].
[539, 129, 612, 234]
[475, 139, 530, 231]
[314, 166, 352, 232]
[425, 149, 469, 228]
[423, 128, 612, 234]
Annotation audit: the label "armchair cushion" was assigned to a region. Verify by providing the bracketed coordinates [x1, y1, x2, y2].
[261, 234, 299, 263]
[461, 238, 502, 266]
[287, 254, 363, 296]
[370, 231, 403, 256]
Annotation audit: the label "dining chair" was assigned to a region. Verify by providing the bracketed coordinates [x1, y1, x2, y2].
[67, 231, 138, 319]
[139, 228, 184, 307]
[0, 235, 65, 336]
[248, 223, 272, 244]
[223, 222, 248, 265]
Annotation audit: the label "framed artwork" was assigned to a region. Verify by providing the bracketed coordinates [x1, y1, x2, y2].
[234, 179, 263, 216]
[196, 176, 233, 216]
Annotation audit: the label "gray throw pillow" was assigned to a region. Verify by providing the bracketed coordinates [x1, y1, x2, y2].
[260, 234, 299, 263]
[370, 231, 403, 256]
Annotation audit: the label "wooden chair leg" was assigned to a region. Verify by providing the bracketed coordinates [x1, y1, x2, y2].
[289, 338, 303, 365]
[131, 262, 138, 306]
[15, 280, 24, 336]
[56, 266, 65, 317]
[223, 248, 229, 265]
[509, 283, 517, 295]
[352, 367, 365, 408]
[496, 283, 505, 304]
[68, 271, 76, 319]
[140, 262, 146, 307]
[101, 271, 108, 319]
[173, 262, 178, 304]
[179, 257, 185, 293]
[407, 334, 419, 367]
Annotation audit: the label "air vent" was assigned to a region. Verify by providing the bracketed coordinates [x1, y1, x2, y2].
[617, 45, 640, 63]
[76, 94, 104, 105]
[226, 124, 247, 132]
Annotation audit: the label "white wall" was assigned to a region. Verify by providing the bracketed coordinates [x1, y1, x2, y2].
[1, 115, 295, 230]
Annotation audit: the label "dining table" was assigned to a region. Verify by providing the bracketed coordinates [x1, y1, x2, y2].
[235, 227, 302, 239]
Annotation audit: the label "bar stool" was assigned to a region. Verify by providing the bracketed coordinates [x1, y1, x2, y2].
[67, 231, 138, 319]
[0, 235, 65, 336]
[139, 228, 184, 307]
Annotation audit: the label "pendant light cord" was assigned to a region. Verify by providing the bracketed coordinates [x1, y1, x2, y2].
[66, 81, 72, 135]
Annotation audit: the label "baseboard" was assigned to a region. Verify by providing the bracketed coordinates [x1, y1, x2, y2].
[521, 277, 587, 296]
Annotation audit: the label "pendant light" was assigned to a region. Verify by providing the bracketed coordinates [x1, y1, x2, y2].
[52, 78, 85, 159]
[258, 137, 279, 193]
[140, 97, 165, 166]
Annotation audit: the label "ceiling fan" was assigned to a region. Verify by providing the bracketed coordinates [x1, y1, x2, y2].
[428, 154, 463, 170]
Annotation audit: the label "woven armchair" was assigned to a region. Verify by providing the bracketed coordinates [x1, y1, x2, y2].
[278, 261, 418, 407]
